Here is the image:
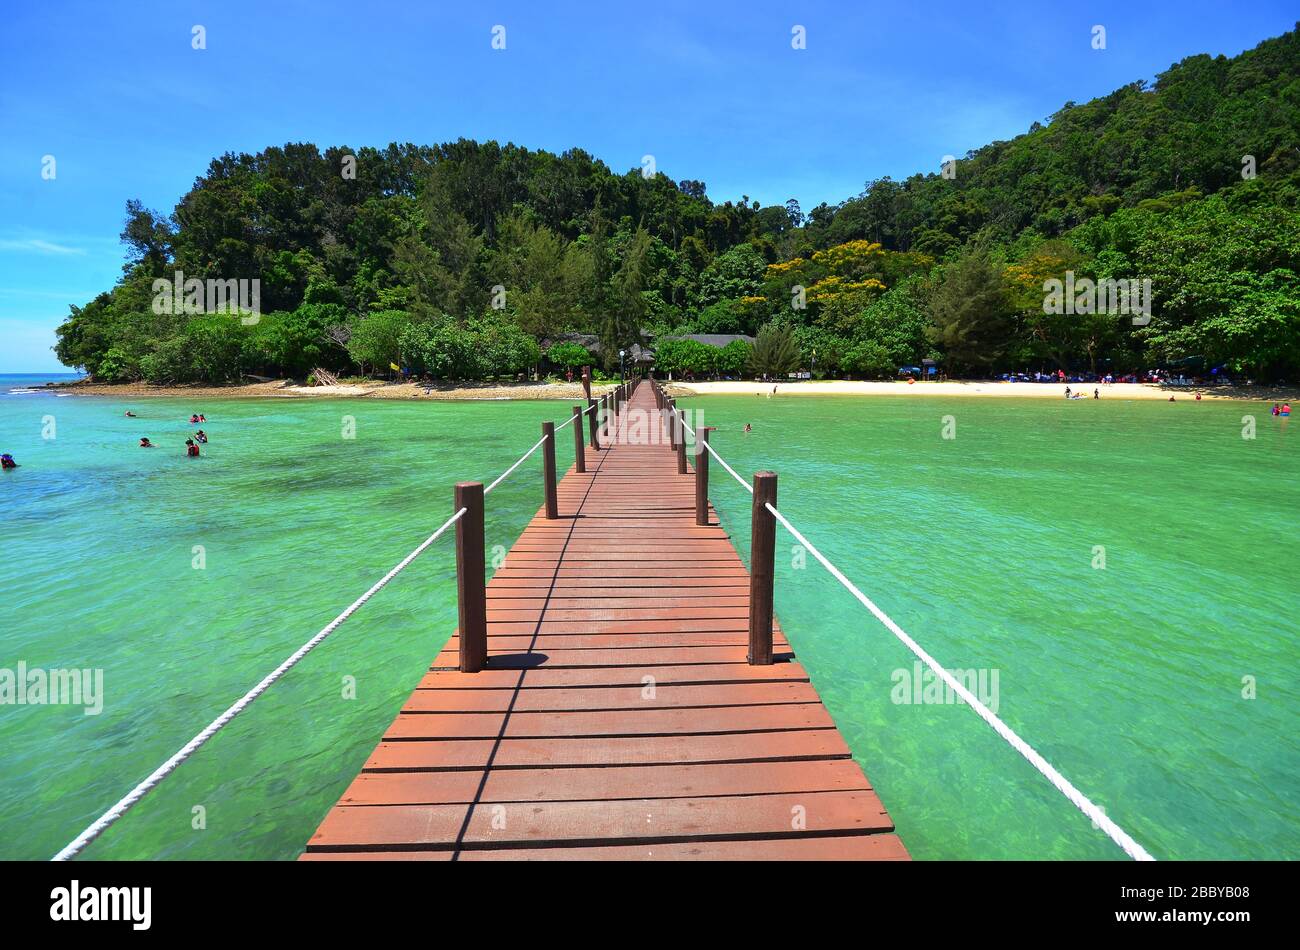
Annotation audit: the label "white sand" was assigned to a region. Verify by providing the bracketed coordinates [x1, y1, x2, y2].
[671, 380, 1240, 400]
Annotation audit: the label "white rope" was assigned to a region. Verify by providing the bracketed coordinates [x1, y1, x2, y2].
[675, 411, 752, 495]
[761, 499, 1155, 862]
[670, 391, 1155, 861]
[52, 506, 468, 861]
[484, 435, 549, 494]
[553, 401, 597, 433]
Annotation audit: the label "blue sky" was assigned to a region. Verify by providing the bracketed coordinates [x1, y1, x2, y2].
[1, 1, 1295, 371]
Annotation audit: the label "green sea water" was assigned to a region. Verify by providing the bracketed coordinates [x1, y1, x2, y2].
[1, 378, 1296, 860]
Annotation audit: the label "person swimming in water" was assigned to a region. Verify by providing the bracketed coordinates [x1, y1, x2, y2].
[198, 414, 206, 422]
[195, 429, 208, 444]
[744, 423, 752, 434]
[1272, 404, 1281, 416]
[125, 410, 137, 418]
[1283, 403, 1292, 417]
[139, 437, 154, 448]
[190, 414, 199, 424]
[185, 438, 200, 457]
[1, 453, 17, 470]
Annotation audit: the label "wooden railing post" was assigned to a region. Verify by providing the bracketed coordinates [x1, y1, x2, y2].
[572, 406, 586, 473]
[675, 407, 687, 474]
[455, 482, 487, 673]
[748, 471, 777, 665]
[588, 398, 599, 450]
[695, 427, 713, 525]
[541, 421, 558, 518]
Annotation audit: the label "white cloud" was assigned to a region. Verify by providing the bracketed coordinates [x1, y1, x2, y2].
[0, 238, 87, 256]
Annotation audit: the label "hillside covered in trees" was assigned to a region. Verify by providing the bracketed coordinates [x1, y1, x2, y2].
[55, 26, 1300, 384]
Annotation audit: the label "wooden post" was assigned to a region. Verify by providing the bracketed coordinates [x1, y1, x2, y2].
[581, 366, 592, 402]
[695, 427, 713, 525]
[542, 421, 558, 519]
[667, 399, 678, 452]
[454, 482, 487, 673]
[748, 471, 777, 665]
[588, 398, 599, 450]
[696, 428, 717, 527]
[675, 408, 687, 474]
[572, 406, 586, 473]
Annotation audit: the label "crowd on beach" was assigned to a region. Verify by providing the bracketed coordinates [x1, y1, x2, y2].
[1002, 368, 1271, 387]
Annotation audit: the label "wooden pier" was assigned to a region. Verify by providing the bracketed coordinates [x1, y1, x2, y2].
[301, 379, 906, 860]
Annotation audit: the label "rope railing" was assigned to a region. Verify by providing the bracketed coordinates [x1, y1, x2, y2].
[485, 434, 550, 495]
[53, 505, 468, 861]
[651, 379, 1156, 861]
[50, 382, 635, 862]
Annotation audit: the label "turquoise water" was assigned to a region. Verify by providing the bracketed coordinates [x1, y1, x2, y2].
[682, 393, 1299, 861]
[1, 377, 1295, 859]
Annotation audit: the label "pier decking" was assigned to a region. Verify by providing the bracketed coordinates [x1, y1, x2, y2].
[301, 382, 906, 860]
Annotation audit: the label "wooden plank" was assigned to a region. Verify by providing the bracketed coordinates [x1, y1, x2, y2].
[300, 834, 909, 861]
[339, 759, 871, 806]
[401, 681, 821, 713]
[416, 662, 810, 690]
[306, 790, 893, 851]
[363, 729, 852, 771]
[302, 382, 904, 861]
[382, 702, 837, 740]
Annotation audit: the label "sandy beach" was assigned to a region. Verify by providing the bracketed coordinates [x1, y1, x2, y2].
[670, 379, 1298, 401]
[40, 378, 618, 402]
[36, 376, 1298, 403]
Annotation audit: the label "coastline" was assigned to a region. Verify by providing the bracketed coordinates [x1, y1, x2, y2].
[670, 379, 1300, 401]
[39, 378, 617, 402]
[33, 377, 1299, 403]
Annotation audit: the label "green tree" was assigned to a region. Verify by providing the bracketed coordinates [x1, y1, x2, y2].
[347, 309, 409, 375]
[927, 245, 1015, 373]
[545, 342, 594, 370]
[748, 324, 800, 378]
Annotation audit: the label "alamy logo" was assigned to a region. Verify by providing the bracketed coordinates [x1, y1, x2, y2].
[607, 408, 707, 451]
[152, 270, 261, 324]
[891, 661, 1000, 713]
[50, 881, 151, 931]
[0, 662, 103, 715]
[1042, 271, 1151, 326]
